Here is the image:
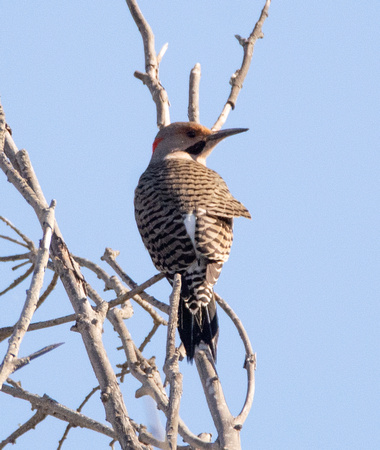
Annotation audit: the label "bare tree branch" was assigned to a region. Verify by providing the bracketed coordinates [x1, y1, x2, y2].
[0, 201, 56, 388]
[1, 381, 117, 440]
[0, 0, 271, 445]
[163, 274, 182, 449]
[0, 313, 75, 343]
[0, 409, 47, 449]
[0, 251, 31, 262]
[12, 343, 64, 373]
[3, 127, 21, 174]
[194, 345, 240, 449]
[157, 43, 169, 65]
[102, 248, 169, 315]
[0, 104, 144, 449]
[57, 385, 101, 450]
[136, 425, 193, 450]
[111, 305, 210, 449]
[16, 149, 46, 201]
[188, 63, 201, 123]
[0, 264, 34, 296]
[0, 216, 35, 249]
[11, 260, 30, 271]
[215, 293, 256, 427]
[212, 0, 271, 131]
[75, 249, 167, 324]
[125, 0, 171, 128]
[72, 254, 134, 318]
[138, 321, 160, 353]
[0, 266, 165, 344]
[36, 271, 59, 308]
[108, 272, 165, 309]
[0, 101, 5, 155]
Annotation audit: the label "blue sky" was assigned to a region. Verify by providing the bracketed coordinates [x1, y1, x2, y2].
[1, 1, 379, 449]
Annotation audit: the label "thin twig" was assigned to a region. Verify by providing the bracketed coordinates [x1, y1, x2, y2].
[13, 343, 64, 372]
[157, 43, 169, 65]
[0, 201, 56, 389]
[102, 248, 169, 313]
[212, 0, 271, 131]
[57, 385, 101, 449]
[12, 260, 30, 271]
[0, 409, 47, 449]
[108, 271, 166, 310]
[103, 249, 169, 318]
[0, 264, 34, 296]
[0, 251, 31, 262]
[36, 271, 59, 309]
[0, 234, 29, 249]
[0, 216, 36, 250]
[139, 321, 160, 353]
[215, 293, 256, 427]
[0, 313, 76, 343]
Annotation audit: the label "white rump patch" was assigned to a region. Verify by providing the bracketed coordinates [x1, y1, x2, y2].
[183, 213, 196, 247]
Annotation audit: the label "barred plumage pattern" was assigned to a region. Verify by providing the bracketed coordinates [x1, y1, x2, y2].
[134, 158, 250, 359]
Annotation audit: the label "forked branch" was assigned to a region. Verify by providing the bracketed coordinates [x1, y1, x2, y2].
[125, 0, 170, 128]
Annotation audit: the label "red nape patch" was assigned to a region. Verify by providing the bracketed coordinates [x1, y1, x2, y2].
[152, 137, 163, 154]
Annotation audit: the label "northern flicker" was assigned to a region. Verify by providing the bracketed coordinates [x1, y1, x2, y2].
[134, 122, 251, 361]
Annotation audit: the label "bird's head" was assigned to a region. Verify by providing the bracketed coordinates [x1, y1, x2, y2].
[150, 122, 248, 166]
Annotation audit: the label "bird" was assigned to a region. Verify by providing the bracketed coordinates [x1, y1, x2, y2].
[134, 122, 251, 361]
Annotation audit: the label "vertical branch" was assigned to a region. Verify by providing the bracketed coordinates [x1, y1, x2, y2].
[163, 274, 182, 449]
[194, 346, 240, 449]
[0, 102, 5, 151]
[0, 201, 55, 389]
[188, 63, 201, 123]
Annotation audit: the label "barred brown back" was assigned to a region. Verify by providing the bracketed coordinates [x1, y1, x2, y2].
[134, 157, 250, 360]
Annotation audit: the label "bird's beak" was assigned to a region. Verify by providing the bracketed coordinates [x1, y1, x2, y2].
[207, 127, 249, 143]
[194, 127, 249, 165]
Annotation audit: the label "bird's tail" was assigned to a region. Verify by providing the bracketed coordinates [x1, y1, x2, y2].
[178, 287, 219, 362]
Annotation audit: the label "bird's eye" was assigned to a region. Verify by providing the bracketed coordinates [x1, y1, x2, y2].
[187, 130, 196, 138]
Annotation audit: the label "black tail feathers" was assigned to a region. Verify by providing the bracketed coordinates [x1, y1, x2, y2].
[178, 293, 219, 362]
